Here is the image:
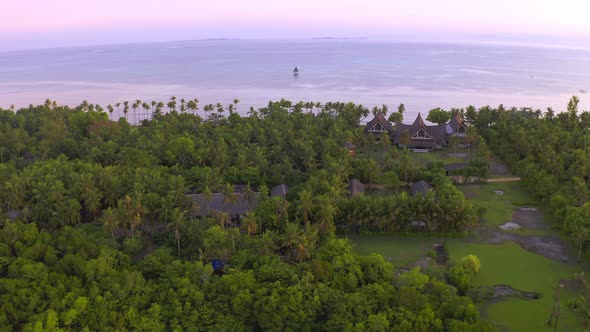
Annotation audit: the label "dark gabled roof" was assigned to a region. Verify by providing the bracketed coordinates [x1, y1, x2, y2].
[270, 184, 289, 198]
[349, 178, 365, 196]
[365, 112, 394, 133]
[428, 123, 449, 144]
[393, 114, 448, 145]
[410, 180, 433, 197]
[188, 192, 261, 216]
[412, 113, 427, 129]
[444, 163, 467, 172]
[448, 114, 464, 132]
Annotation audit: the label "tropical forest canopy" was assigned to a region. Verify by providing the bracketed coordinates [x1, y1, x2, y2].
[0, 96, 554, 331]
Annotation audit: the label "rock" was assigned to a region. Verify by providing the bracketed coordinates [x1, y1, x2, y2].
[493, 284, 539, 299]
[520, 207, 537, 211]
[499, 222, 521, 230]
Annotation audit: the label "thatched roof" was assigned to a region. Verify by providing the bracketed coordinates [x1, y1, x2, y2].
[349, 178, 365, 196]
[365, 112, 394, 133]
[270, 184, 289, 199]
[393, 113, 448, 148]
[187, 192, 261, 216]
[447, 114, 464, 132]
[410, 180, 433, 197]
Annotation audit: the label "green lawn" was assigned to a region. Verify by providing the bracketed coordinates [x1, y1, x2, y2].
[355, 144, 469, 168]
[349, 179, 588, 331]
[459, 182, 538, 229]
[448, 242, 583, 331]
[409, 148, 467, 167]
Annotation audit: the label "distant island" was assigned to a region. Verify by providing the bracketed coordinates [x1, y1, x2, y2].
[174, 38, 240, 42]
[311, 37, 369, 40]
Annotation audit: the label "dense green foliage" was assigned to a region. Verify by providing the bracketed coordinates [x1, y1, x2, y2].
[0, 99, 489, 330]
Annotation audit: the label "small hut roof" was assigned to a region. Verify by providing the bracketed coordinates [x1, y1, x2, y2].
[349, 178, 365, 196]
[270, 184, 289, 198]
[187, 192, 261, 216]
[410, 180, 433, 197]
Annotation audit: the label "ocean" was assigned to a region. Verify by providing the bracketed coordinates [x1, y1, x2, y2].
[0, 39, 589, 121]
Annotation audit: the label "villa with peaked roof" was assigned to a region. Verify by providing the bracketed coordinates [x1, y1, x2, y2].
[364, 112, 394, 135]
[393, 113, 448, 150]
[363, 111, 468, 151]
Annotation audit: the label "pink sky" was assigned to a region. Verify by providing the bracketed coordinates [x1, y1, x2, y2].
[2, 0, 590, 50]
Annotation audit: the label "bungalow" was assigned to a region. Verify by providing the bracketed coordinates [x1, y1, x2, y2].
[393, 113, 447, 150]
[349, 178, 366, 196]
[363, 111, 468, 151]
[364, 112, 394, 136]
[188, 184, 289, 218]
[410, 180, 433, 197]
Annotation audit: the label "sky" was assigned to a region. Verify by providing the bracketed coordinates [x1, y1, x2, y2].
[2, 0, 590, 51]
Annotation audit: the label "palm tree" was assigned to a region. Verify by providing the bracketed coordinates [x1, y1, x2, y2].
[216, 102, 224, 116]
[123, 101, 129, 121]
[132, 100, 140, 125]
[243, 184, 257, 206]
[233, 99, 240, 113]
[142, 102, 151, 122]
[107, 105, 114, 120]
[317, 203, 336, 235]
[573, 221, 590, 263]
[115, 102, 121, 118]
[180, 98, 187, 114]
[202, 186, 214, 214]
[274, 199, 290, 225]
[168, 96, 177, 113]
[242, 212, 258, 236]
[222, 183, 238, 210]
[168, 207, 186, 256]
[282, 222, 300, 258]
[296, 189, 314, 226]
[101, 207, 119, 240]
[214, 211, 231, 228]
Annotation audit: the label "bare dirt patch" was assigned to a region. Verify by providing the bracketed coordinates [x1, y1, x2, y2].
[480, 228, 570, 263]
[512, 208, 548, 230]
[447, 152, 467, 159]
[493, 285, 539, 300]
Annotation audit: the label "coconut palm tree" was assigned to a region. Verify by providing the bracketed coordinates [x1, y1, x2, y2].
[202, 186, 214, 214]
[214, 211, 231, 228]
[168, 207, 186, 256]
[142, 102, 150, 122]
[222, 183, 238, 209]
[242, 212, 258, 236]
[216, 102, 224, 116]
[167, 96, 177, 113]
[101, 207, 119, 240]
[132, 100, 140, 125]
[233, 99, 240, 112]
[243, 184, 257, 206]
[107, 104, 114, 120]
[296, 189, 314, 226]
[123, 101, 129, 121]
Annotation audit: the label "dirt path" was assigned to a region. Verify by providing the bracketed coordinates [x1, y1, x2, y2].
[487, 177, 521, 182]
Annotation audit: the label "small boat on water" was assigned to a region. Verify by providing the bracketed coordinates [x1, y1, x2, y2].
[293, 67, 299, 77]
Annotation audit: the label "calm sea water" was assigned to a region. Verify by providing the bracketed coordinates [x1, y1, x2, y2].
[0, 39, 589, 120]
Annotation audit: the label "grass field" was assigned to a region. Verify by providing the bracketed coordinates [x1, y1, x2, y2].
[347, 146, 589, 331]
[459, 182, 538, 228]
